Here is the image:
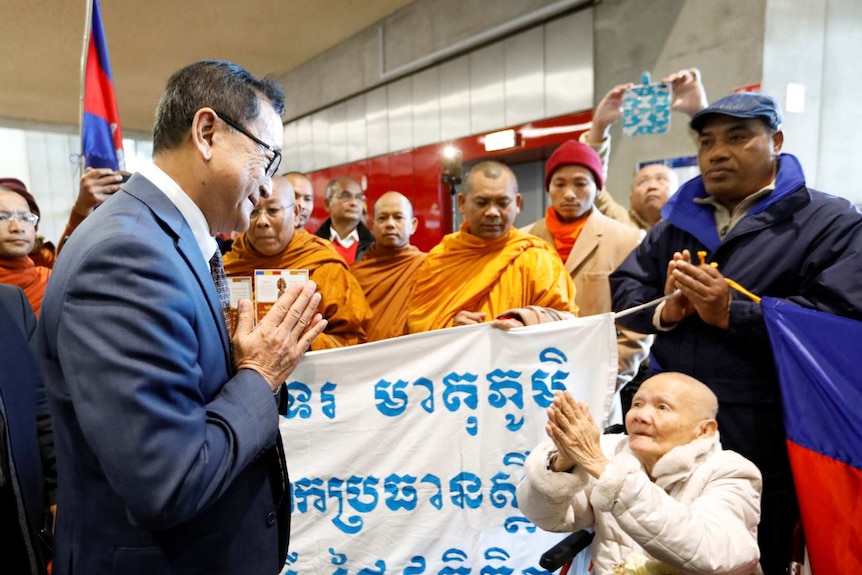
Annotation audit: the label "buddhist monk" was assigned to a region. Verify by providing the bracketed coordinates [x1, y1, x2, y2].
[0, 179, 50, 315]
[224, 175, 372, 349]
[351, 191, 426, 341]
[285, 171, 314, 232]
[407, 161, 576, 333]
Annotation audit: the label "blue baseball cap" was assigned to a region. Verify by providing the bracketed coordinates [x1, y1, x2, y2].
[690, 92, 783, 132]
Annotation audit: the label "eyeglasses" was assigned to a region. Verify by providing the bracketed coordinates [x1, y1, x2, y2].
[250, 205, 293, 220]
[0, 210, 39, 227]
[335, 192, 366, 203]
[213, 111, 282, 179]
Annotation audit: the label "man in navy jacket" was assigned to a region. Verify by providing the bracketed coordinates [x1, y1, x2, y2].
[611, 92, 862, 575]
[0, 284, 55, 574]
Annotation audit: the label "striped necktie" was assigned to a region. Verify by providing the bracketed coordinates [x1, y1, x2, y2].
[208, 249, 232, 339]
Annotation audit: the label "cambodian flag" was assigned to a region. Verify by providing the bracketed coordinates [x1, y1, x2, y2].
[762, 298, 862, 573]
[82, 0, 123, 170]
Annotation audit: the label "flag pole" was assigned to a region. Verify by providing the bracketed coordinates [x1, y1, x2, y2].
[78, 0, 94, 177]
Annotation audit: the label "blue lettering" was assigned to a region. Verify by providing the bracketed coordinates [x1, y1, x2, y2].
[442, 372, 479, 412]
[481, 547, 513, 575]
[404, 555, 426, 574]
[375, 378, 410, 416]
[286, 381, 313, 419]
[321, 381, 337, 419]
[292, 477, 326, 513]
[358, 560, 387, 575]
[413, 377, 435, 413]
[489, 471, 517, 509]
[450, 472, 482, 509]
[504, 517, 537, 533]
[421, 473, 443, 510]
[384, 473, 418, 511]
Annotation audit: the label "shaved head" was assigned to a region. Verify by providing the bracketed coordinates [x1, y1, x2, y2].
[630, 164, 677, 226]
[374, 191, 413, 218]
[642, 372, 718, 420]
[625, 372, 719, 471]
[458, 161, 521, 239]
[246, 175, 297, 256]
[371, 191, 417, 249]
[285, 171, 313, 230]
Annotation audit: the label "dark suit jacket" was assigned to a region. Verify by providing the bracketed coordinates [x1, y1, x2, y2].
[315, 218, 375, 262]
[36, 174, 290, 575]
[0, 284, 54, 574]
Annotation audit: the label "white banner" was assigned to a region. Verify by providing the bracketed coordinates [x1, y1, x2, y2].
[279, 314, 617, 574]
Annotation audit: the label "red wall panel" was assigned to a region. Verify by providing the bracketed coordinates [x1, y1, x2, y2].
[303, 110, 593, 249]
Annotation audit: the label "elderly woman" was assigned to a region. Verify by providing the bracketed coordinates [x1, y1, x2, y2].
[516, 372, 762, 575]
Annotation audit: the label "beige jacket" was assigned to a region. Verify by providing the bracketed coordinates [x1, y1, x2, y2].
[522, 210, 652, 388]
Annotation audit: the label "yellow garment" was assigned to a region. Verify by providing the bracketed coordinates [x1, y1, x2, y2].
[223, 231, 372, 350]
[407, 223, 576, 332]
[351, 243, 426, 342]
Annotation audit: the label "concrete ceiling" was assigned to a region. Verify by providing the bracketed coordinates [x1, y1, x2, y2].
[0, 0, 414, 134]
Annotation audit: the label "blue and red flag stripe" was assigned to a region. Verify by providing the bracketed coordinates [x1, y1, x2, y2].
[762, 297, 862, 573]
[82, 0, 123, 170]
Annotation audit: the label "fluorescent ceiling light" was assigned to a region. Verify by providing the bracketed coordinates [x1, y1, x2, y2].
[484, 129, 518, 152]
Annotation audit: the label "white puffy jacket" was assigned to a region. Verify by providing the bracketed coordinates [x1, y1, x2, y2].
[516, 434, 762, 575]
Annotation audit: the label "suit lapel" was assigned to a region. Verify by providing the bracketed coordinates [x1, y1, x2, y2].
[565, 211, 600, 275]
[124, 176, 231, 363]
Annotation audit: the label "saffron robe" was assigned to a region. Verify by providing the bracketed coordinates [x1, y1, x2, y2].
[223, 231, 372, 350]
[0, 256, 50, 316]
[407, 224, 576, 333]
[350, 244, 426, 342]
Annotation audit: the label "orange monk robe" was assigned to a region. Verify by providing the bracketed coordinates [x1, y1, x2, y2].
[223, 231, 372, 350]
[30, 240, 57, 269]
[350, 243, 426, 342]
[0, 256, 51, 316]
[407, 223, 577, 333]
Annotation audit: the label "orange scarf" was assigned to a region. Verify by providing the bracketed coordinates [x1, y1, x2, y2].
[544, 207, 589, 261]
[0, 256, 51, 316]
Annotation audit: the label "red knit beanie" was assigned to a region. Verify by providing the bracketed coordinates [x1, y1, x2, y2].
[0, 177, 40, 218]
[544, 140, 605, 191]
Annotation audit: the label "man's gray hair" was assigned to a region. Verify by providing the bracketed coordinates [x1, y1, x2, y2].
[153, 60, 285, 154]
[325, 176, 361, 201]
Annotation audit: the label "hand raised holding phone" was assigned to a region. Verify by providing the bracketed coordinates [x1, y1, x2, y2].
[75, 167, 131, 217]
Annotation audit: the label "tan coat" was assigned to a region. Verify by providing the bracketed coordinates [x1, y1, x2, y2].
[522, 210, 653, 388]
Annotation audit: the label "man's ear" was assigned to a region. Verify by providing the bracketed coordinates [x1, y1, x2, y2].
[323, 197, 332, 214]
[771, 129, 784, 156]
[696, 418, 718, 438]
[191, 108, 218, 161]
[409, 216, 419, 236]
[457, 193, 466, 215]
[515, 193, 523, 215]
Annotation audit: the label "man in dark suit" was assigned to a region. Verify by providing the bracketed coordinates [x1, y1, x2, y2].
[0, 284, 55, 574]
[36, 60, 327, 575]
